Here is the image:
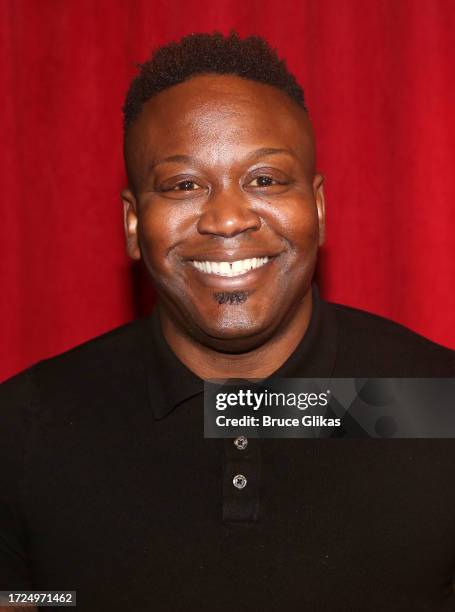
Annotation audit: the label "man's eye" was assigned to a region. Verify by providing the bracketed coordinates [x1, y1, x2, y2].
[172, 180, 200, 191]
[249, 176, 277, 187]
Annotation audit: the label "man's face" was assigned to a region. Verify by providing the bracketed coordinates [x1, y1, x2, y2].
[123, 75, 325, 352]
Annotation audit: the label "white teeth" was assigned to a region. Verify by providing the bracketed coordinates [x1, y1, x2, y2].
[191, 257, 270, 277]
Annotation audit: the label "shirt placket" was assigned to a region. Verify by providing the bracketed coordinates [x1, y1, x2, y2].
[222, 436, 261, 522]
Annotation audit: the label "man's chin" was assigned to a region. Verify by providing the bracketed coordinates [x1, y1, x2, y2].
[190, 313, 277, 354]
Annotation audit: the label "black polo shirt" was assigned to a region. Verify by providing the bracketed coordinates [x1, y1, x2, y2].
[1, 288, 454, 611]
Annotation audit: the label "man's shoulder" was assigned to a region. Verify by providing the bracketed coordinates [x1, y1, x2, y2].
[326, 301, 454, 376]
[1, 317, 149, 413]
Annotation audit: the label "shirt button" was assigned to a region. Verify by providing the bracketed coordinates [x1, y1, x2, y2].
[233, 474, 247, 489]
[234, 436, 248, 450]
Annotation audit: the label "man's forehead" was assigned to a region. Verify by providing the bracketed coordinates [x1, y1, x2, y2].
[124, 74, 315, 179]
[139, 75, 308, 129]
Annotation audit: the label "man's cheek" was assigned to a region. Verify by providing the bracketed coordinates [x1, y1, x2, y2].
[287, 217, 319, 247]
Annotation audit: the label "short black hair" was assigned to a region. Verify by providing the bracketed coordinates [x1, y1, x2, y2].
[122, 31, 306, 131]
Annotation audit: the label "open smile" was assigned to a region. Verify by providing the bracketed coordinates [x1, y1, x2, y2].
[190, 257, 270, 277]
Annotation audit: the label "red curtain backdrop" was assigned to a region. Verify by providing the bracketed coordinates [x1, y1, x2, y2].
[1, 0, 454, 381]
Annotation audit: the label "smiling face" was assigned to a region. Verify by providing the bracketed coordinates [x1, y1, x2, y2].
[122, 74, 325, 352]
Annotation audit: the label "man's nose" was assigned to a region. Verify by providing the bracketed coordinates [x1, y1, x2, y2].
[196, 187, 261, 238]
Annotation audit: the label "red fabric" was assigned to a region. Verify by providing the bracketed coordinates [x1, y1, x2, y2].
[1, 0, 454, 381]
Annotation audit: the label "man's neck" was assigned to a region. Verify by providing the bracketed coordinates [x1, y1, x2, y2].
[159, 291, 313, 380]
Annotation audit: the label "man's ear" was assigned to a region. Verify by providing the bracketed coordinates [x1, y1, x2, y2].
[313, 174, 326, 247]
[121, 189, 141, 261]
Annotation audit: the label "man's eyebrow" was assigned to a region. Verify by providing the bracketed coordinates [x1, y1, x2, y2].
[149, 148, 296, 171]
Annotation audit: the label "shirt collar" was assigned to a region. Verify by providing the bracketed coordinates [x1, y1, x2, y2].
[270, 284, 338, 379]
[141, 284, 338, 420]
[141, 310, 203, 420]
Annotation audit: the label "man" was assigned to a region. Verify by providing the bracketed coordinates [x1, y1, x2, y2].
[1, 32, 453, 611]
